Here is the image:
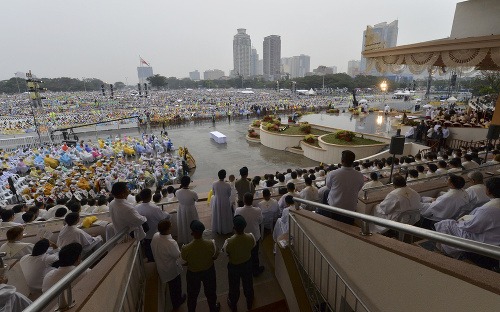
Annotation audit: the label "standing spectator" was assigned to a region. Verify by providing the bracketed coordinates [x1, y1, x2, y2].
[234, 193, 264, 277]
[181, 220, 220, 312]
[323, 150, 364, 225]
[223, 215, 255, 311]
[235, 167, 254, 207]
[136, 188, 170, 262]
[258, 189, 279, 232]
[211, 169, 233, 235]
[109, 182, 148, 241]
[441, 124, 450, 148]
[151, 219, 186, 310]
[176, 176, 199, 245]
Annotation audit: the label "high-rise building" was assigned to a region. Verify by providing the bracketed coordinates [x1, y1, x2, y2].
[263, 35, 281, 81]
[189, 70, 200, 81]
[360, 20, 398, 75]
[204, 69, 225, 80]
[282, 55, 311, 78]
[257, 59, 263, 76]
[250, 48, 259, 77]
[233, 28, 252, 78]
[347, 60, 361, 77]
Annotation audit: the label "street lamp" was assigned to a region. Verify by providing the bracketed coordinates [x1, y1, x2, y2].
[380, 80, 388, 102]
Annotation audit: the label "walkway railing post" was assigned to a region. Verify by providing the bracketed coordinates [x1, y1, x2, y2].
[360, 221, 372, 236]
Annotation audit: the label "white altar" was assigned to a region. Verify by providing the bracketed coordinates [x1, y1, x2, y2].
[210, 131, 227, 144]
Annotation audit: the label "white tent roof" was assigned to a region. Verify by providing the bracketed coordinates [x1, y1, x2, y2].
[307, 88, 316, 95]
[447, 96, 458, 102]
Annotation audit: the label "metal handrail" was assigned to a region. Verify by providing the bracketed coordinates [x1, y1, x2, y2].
[291, 197, 500, 260]
[23, 227, 131, 312]
[361, 162, 500, 199]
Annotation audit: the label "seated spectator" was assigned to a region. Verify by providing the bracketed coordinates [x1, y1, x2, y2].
[20, 239, 59, 293]
[273, 196, 296, 243]
[420, 174, 470, 227]
[42, 243, 87, 292]
[435, 160, 448, 175]
[416, 165, 426, 179]
[42, 198, 68, 220]
[371, 175, 421, 233]
[434, 177, 500, 258]
[1, 210, 22, 228]
[362, 172, 383, 190]
[92, 195, 109, 213]
[80, 198, 89, 214]
[21, 212, 35, 224]
[465, 171, 490, 208]
[165, 185, 176, 202]
[427, 163, 438, 177]
[407, 170, 420, 182]
[447, 158, 463, 173]
[83, 197, 96, 214]
[278, 182, 300, 213]
[0, 227, 34, 259]
[0, 275, 32, 311]
[258, 189, 279, 231]
[48, 207, 68, 221]
[153, 193, 162, 204]
[299, 177, 319, 210]
[462, 154, 480, 170]
[11, 204, 28, 224]
[57, 213, 102, 256]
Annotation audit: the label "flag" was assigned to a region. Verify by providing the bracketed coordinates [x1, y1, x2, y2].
[139, 56, 150, 67]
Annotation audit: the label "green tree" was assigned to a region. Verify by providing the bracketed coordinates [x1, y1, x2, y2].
[114, 82, 126, 90]
[147, 74, 168, 89]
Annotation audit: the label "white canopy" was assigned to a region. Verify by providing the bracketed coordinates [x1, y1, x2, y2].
[358, 99, 368, 104]
[447, 96, 458, 102]
[307, 88, 316, 95]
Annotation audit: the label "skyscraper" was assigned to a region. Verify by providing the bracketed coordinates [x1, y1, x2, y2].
[263, 35, 281, 81]
[347, 60, 361, 77]
[189, 70, 200, 81]
[250, 48, 259, 77]
[282, 55, 311, 78]
[360, 20, 398, 75]
[233, 28, 252, 78]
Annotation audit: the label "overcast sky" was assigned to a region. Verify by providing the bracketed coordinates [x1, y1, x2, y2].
[0, 0, 461, 83]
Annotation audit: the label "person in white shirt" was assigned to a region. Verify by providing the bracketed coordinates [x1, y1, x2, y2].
[362, 172, 384, 191]
[92, 195, 109, 214]
[41, 198, 68, 220]
[288, 172, 304, 191]
[235, 192, 264, 276]
[273, 196, 296, 242]
[1, 210, 22, 229]
[136, 188, 170, 262]
[258, 189, 279, 232]
[0, 227, 33, 260]
[462, 154, 480, 170]
[465, 171, 490, 208]
[42, 243, 88, 292]
[109, 182, 148, 241]
[371, 175, 422, 233]
[420, 174, 470, 228]
[447, 158, 463, 173]
[57, 213, 102, 257]
[299, 177, 319, 210]
[278, 182, 300, 212]
[435, 160, 448, 175]
[426, 163, 438, 178]
[20, 239, 59, 293]
[151, 219, 186, 309]
[434, 177, 500, 258]
[0, 278, 31, 312]
[11, 204, 28, 224]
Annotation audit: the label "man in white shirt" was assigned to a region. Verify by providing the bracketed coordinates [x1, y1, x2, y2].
[151, 219, 186, 310]
[462, 154, 480, 170]
[435, 177, 500, 258]
[420, 174, 470, 227]
[109, 182, 147, 241]
[325, 150, 364, 225]
[136, 188, 170, 262]
[465, 171, 490, 208]
[0, 278, 32, 312]
[0, 227, 33, 260]
[20, 239, 58, 293]
[235, 192, 264, 277]
[57, 213, 102, 257]
[288, 172, 303, 191]
[41, 198, 68, 220]
[435, 160, 448, 175]
[299, 177, 319, 210]
[278, 182, 300, 212]
[1, 210, 22, 229]
[258, 189, 279, 232]
[362, 172, 384, 191]
[42, 242, 87, 292]
[371, 175, 422, 233]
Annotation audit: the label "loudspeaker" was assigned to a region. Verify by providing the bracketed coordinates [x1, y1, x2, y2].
[486, 125, 500, 140]
[389, 136, 405, 155]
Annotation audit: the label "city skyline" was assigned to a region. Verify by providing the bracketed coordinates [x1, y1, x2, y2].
[0, 0, 461, 83]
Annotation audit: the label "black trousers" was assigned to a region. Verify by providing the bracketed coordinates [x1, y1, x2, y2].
[251, 239, 261, 273]
[186, 265, 217, 312]
[168, 274, 183, 309]
[227, 260, 253, 308]
[142, 239, 154, 262]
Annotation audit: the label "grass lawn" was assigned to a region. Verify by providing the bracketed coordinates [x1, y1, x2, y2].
[279, 125, 329, 136]
[322, 134, 383, 145]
